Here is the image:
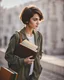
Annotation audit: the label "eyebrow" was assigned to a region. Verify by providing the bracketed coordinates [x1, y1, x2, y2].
[32, 17, 40, 20]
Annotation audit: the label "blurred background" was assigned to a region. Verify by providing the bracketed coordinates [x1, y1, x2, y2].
[0, 0, 64, 80]
[0, 0, 64, 55]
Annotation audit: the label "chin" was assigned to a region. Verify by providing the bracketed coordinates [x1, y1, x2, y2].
[34, 27, 37, 30]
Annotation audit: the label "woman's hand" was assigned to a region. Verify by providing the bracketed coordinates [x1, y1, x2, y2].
[24, 56, 34, 64]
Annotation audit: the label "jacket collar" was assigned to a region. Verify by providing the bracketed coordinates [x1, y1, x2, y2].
[19, 27, 38, 45]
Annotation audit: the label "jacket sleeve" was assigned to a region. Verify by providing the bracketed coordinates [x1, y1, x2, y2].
[31, 32, 43, 80]
[39, 33, 43, 59]
[37, 31, 43, 59]
[5, 33, 24, 67]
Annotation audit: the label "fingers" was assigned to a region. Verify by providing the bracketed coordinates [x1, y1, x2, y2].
[24, 56, 34, 64]
[27, 56, 33, 59]
[27, 56, 34, 62]
[27, 59, 34, 64]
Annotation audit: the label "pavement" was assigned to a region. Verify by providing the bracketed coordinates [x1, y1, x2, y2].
[0, 49, 64, 80]
[0, 50, 8, 67]
[39, 54, 64, 80]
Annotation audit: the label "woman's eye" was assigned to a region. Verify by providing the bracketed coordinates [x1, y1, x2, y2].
[33, 19, 36, 21]
[33, 18, 38, 21]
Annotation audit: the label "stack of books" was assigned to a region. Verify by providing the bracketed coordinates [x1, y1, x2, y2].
[0, 67, 18, 80]
[14, 39, 38, 59]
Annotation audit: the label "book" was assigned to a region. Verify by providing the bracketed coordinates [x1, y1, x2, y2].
[0, 67, 18, 80]
[14, 39, 38, 59]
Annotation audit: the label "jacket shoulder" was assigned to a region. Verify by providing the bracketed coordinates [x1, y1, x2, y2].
[15, 31, 20, 44]
[36, 31, 42, 38]
[10, 31, 20, 44]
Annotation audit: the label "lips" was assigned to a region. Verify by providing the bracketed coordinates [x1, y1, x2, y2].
[36, 25, 38, 27]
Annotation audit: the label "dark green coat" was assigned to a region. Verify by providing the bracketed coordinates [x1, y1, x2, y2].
[5, 27, 43, 80]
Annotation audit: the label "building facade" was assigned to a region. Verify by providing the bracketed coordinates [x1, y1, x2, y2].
[0, 0, 64, 55]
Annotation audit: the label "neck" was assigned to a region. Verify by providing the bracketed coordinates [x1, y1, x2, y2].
[25, 26, 33, 36]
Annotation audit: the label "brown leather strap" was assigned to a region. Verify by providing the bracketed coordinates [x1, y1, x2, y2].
[18, 32, 22, 43]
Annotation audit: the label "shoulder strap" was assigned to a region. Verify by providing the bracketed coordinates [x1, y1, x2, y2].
[15, 31, 20, 44]
[18, 32, 22, 43]
[15, 31, 22, 44]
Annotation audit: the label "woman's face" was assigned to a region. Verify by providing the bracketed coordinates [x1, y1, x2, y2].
[27, 14, 40, 29]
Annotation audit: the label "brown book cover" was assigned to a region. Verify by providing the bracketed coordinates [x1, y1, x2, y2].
[14, 40, 38, 59]
[0, 67, 18, 80]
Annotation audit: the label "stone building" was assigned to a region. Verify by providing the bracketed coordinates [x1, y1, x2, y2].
[0, 0, 64, 55]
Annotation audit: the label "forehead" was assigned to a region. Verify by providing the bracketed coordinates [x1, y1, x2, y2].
[32, 14, 40, 19]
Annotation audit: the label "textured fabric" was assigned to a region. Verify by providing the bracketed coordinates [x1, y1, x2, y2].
[26, 33, 34, 75]
[29, 62, 34, 76]
[5, 27, 43, 80]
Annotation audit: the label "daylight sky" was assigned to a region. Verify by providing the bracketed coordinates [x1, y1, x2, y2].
[1, 0, 37, 8]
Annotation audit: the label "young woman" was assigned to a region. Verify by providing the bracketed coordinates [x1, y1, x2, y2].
[5, 6, 44, 80]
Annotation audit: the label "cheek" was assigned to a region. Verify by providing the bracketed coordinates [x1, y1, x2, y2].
[30, 21, 36, 26]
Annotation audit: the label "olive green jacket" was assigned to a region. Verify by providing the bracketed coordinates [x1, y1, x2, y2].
[5, 27, 43, 80]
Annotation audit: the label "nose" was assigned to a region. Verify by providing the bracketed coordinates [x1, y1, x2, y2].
[37, 20, 40, 25]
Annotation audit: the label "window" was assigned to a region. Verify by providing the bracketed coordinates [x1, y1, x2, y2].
[8, 14, 12, 24]
[0, 38, 2, 47]
[4, 36, 7, 46]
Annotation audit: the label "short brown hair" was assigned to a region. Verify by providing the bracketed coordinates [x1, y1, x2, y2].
[20, 6, 44, 24]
